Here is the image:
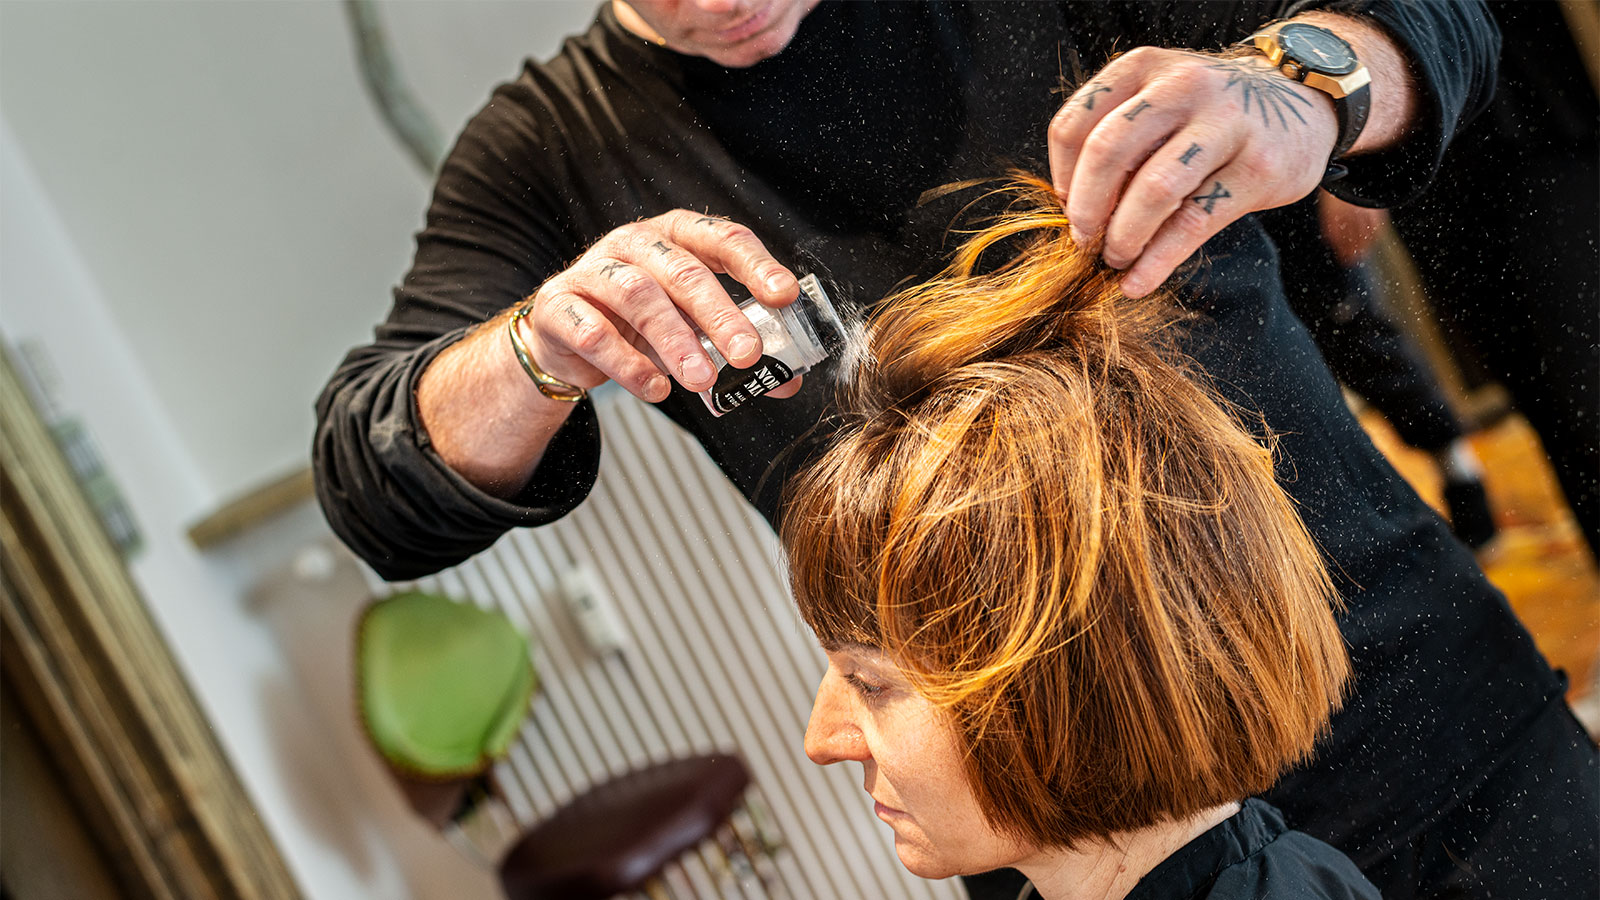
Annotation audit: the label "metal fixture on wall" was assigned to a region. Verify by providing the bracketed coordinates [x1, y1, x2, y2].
[343, 0, 446, 175]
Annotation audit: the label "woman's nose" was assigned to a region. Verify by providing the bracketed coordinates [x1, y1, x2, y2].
[804, 676, 869, 765]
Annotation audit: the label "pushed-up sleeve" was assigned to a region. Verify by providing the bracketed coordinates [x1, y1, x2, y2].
[1286, 0, 1501, 207]
[313, 74, 602, 581]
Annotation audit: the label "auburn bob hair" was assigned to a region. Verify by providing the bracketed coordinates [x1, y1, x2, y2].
[781, 175, 1350, 849]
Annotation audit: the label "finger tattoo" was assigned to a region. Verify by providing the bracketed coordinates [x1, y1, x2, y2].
[1123, 100, 1153, 121]
[1179, 142, 1203, 166]
[564, 304, 586, 329]
[598, 261, 626, 280]
[651, 240, 673, 256]
[1207, 61, 1312, 130]
[1079, 83, 1113, 110]
[1192, 181, 1231, 214]
[695, 216, 725, 227]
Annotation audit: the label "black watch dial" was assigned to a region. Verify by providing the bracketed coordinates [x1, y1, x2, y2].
[1278, 23, 1357, 76]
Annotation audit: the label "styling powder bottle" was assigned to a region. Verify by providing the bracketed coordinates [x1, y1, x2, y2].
[696, 274, 846, 417]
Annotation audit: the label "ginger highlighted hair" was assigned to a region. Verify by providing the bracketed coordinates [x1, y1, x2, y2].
[781, 175, 1349, 848]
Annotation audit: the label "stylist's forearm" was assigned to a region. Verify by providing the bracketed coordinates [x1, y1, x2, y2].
[416, 311, 579, 499]
[1292, 11, 1417, 152]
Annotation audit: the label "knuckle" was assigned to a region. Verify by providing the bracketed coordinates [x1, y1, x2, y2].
[567, 318, 607, 356]
[1048, 110, 1076, 140]
[1144, 69, 1185, 94]
[1079, 128, 1125, 168]
[662, 255, 708, 290]
[1139, 166, 1191, 204]
[718, 219, 756, 243]
[612, 269, 658, 306]
[529, 282, 564, 309]
[592, 235, 632, 262]
[619, 229, 656, 258]
[632, 307, 688, 342]
[662, 208, 712, 242]
[655, 209, 692, 230]
[609, 219, 649, 243]
[1173, 201, 1218, 235]
[703, 305, 749, 336]
[533, 287, 576, 318]
[668, 208, 703, 226]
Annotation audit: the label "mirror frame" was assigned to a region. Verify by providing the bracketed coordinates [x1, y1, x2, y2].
[0, 346, 301, 899]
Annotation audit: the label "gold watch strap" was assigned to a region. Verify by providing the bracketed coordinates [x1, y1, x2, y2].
[507, 302, 588, 403]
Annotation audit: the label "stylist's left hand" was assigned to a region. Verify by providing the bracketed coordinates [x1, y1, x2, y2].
[1049, 47, 1338, 297]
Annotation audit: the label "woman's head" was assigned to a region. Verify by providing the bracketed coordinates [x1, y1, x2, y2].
[783, 176, 1350, 871]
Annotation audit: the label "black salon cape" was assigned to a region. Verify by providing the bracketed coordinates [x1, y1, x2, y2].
[314, 0, 1565, 882]
[1120, 800, 1380, 900]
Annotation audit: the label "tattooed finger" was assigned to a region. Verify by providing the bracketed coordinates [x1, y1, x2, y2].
[1079, 82, 1113, 110]
[1123, 100, 1153, 121]
[1192, 181, 1232, 214]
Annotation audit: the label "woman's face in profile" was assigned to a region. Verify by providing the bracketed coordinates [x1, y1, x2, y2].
[804, 644, 1034, 878]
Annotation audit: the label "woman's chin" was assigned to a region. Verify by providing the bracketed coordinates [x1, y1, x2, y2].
[891, 826, 1032, 881]
[892, 836, 965, 880]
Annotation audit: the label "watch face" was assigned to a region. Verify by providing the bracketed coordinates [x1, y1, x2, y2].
[1278, 24, 1357, 76]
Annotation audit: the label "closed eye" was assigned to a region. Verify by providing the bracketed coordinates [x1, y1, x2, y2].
[844, 672, 887, 701]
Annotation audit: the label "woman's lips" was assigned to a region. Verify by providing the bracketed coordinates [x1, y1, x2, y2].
[874, 799, 907, 822]
[713, 2, 776, 42]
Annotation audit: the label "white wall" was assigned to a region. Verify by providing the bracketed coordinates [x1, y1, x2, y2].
[0, 0, 596, 505]
[0, 3, 597, 898]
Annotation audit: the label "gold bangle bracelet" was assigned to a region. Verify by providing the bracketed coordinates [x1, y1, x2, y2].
[507, 303, 588, 403]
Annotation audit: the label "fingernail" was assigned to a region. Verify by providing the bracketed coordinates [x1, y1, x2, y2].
[1069, 225, 1087, 246]
[645, 374, 670, 400]
[1120, 275, 1147, 297]
[729, 333, 760, 361]
[1104, 253, 1129, 270]
[681, 354, 716, 385]
[766, 272, 794, 295]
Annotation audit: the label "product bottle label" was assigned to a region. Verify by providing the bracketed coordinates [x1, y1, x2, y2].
[710, 355, 796, 414]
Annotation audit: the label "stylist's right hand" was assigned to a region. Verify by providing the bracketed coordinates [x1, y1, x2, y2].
[519, 210, 801, 403]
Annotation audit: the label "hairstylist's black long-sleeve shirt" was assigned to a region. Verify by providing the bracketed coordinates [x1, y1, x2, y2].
[315, 0, 1561, 878]
[317, 0, 1497, 576]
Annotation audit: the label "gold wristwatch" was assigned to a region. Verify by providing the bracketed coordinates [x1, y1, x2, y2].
[1243, 22, 1372, 159]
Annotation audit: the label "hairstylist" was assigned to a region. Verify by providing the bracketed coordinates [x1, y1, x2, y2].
[315, 4, 1596, 899]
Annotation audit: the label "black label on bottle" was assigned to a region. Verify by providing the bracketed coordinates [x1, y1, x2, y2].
[710, 355, 795, 415]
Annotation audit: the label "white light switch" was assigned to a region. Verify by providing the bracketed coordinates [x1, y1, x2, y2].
[560, 565, 628, 655]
